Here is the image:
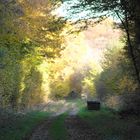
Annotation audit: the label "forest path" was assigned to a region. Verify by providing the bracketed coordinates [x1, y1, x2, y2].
[28, 115, 99, 140]
[27, 99, 100, 140]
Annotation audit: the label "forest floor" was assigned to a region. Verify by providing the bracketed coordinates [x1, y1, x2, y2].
[1, 99, 140, 140]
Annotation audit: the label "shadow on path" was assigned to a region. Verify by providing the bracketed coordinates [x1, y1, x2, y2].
[65, 116, 100, 140]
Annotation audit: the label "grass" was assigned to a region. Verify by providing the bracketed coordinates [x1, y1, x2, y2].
[78, 107, 140, 140]
[49, 113, 68, 140]
[0, 111, 50, 140]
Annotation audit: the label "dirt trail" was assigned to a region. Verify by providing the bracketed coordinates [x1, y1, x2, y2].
[28, 100, 99, 140]
[28, 115, 99, 140]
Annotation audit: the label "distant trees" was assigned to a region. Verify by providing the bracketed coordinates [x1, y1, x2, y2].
[47, 20, 121, 100]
